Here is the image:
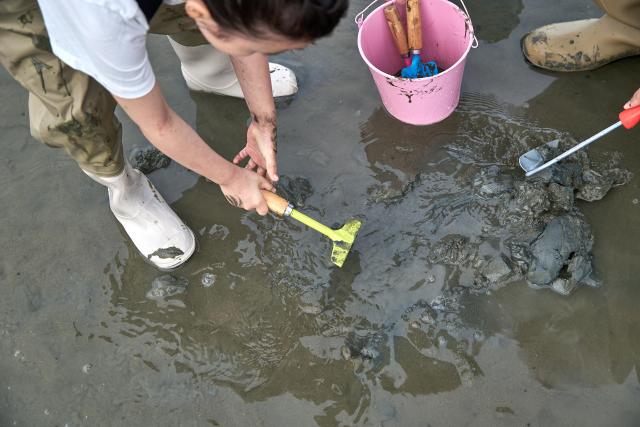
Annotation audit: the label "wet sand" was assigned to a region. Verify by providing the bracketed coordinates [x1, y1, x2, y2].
[1, 0, 639, 426]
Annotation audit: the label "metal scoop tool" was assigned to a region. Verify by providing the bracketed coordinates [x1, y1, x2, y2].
[262, 191, 362, 267]
[519, 105, 640, 177]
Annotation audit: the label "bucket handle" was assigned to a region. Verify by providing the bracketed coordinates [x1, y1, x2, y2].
[355, 0, 479, 48]
[355, 0, 386, 28]
[456, 0, 479, 48]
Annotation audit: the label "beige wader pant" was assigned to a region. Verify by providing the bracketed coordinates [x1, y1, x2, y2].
[0, 0, 207, 176]
[595, 0, 640, 28]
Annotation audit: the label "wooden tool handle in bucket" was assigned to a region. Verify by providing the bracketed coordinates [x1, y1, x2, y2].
[406, 0, 422, 51]
[384, 5, 409, 57]
[261, 190, 290, 216]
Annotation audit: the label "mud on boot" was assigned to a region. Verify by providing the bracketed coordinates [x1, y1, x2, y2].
[522, 14, 640, 72]
[84, 161, 196, 269]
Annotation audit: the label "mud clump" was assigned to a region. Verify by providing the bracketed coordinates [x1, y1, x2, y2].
[276, 176, 313, 208]
[428, 135, 632, 296]
[526, 215, 595, 295]
[341, 330, 385, 363]
[148, 246, 184, 260]
[505, 136, 630, 294]
[129, 146, 171, 174]
[532, 138, 632, 202]
[428, 235, 474, 266]
[145, 275, 188, 300]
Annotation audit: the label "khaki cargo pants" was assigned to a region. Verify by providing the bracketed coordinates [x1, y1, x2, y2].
[0, 0, 208, 176]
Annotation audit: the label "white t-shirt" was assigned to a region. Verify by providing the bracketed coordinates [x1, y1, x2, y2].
[37, 0, 185, 99]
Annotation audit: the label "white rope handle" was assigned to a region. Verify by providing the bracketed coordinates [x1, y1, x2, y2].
[457, 0, 479, 48]
[355, 0, 386, 27]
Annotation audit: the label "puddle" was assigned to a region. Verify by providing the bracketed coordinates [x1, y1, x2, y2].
[96, 96, 637, 425]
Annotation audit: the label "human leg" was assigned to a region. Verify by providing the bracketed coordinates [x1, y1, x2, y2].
[0, 0, 195, 268]
[521, 0, 640, 72]
[149, 3, 298, 98]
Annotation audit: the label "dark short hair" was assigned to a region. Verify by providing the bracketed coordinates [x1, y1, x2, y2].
[203, 0, 349, 40]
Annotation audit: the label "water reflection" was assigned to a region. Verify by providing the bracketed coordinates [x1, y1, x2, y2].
[464, 0, 524, 44]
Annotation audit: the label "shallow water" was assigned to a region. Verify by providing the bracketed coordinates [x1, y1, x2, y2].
[1, 0, 640, 425]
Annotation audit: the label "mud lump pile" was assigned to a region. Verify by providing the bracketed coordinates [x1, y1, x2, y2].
[436, 135, 632, 295]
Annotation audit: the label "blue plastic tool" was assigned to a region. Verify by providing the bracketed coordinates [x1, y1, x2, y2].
[401, 55, 438, 78]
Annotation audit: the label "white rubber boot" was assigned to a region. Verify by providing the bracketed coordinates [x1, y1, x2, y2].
[168, 38, 298, 98]
[84, 161, 196, 269]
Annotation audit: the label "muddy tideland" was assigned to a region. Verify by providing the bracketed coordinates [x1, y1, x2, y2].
[2, 0, 640, 425]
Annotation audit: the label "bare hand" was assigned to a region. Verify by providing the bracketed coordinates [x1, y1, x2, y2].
[233, 117, 278, 183]
[219, 166, 275, 215]
[624, 87, 640, 109]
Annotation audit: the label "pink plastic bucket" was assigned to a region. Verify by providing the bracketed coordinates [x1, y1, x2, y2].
[356, 0, 476, 125]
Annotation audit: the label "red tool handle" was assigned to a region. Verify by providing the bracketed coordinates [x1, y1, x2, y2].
[619, 105, 640, 129]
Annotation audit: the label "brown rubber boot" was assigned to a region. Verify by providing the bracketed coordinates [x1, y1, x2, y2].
[522, 0, 640, 72]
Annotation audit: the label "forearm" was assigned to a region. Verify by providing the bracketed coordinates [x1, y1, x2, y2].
[229, 54, 280, 182]
[115, 83, 236, 185]
[230, 54, 277, 125]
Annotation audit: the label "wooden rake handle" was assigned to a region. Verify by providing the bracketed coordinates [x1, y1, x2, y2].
[261, 190, 290, 216]
[384, 5, 409, 57]
[406, 0, 422, 51]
